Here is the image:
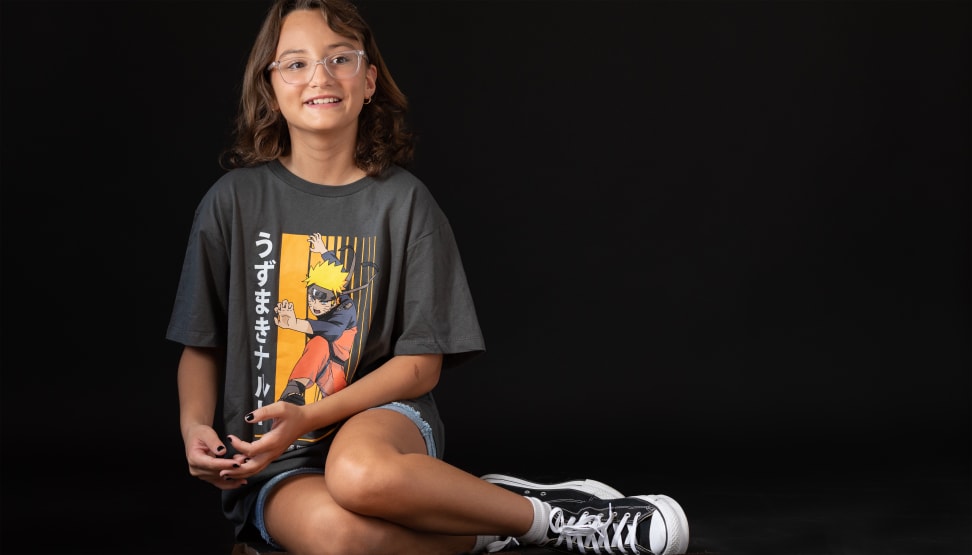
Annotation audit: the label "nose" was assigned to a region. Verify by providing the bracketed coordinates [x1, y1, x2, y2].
[309, 60, 331, 85]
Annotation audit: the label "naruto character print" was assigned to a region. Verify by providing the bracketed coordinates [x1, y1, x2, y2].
[254, 231, 378, 449]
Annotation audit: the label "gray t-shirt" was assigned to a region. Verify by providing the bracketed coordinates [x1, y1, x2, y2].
[166, 160, 484, 537]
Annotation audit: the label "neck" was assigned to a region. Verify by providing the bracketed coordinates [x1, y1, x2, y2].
[283, 127, 366, 185]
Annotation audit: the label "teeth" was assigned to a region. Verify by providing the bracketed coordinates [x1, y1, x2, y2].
[308, 98, 339, 104]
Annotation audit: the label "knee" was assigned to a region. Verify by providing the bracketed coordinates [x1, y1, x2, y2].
[325, 452, 402, 514]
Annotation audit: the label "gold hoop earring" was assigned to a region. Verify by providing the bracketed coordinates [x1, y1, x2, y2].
[363, 96, 372, 105]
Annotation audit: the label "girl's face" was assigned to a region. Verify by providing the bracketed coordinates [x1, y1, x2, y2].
[270, 9, 376, 142]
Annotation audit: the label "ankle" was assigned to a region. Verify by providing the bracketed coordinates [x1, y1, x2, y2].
[469, 535, 499, 553]
[518, 496, 551, 545]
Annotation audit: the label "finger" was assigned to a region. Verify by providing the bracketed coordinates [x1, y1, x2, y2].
[219, 460, 252, 482]
[217, 473, 249, 488]
[212, 441, 228, 457]
[244, 404, 277, 425]
[195, 454, 241, 474]
[227, 434, 258, 457]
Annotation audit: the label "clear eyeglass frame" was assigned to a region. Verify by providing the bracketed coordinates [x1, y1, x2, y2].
[267, 49, 368, 84]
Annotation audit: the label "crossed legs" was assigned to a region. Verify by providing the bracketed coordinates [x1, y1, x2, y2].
[262, 407, 533, 555]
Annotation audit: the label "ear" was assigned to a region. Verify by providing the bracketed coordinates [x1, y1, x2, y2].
[365, 64, 378, 98]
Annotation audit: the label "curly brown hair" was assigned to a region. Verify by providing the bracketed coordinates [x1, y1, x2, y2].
[220, 0, 415, 176]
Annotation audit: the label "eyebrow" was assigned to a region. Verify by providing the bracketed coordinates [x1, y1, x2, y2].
[277, 42, 357, 59]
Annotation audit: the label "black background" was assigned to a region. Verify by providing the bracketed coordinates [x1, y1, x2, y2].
[1, 1, 969, 554]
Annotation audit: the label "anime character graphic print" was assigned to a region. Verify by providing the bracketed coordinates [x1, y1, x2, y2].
[270, 231, 378, 446]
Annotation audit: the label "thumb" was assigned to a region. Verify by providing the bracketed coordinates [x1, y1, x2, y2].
[213, 439, 228, 457]
[189, 425, 227, 457]
[205, 427, 229, 456]
[184, 424, 226, 457]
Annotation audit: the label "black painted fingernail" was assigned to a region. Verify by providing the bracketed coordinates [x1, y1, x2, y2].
[216, 445, 225, 453]
[233, 463, 240, 468]
[226, 435, 233, 444]
[244, 458, 250, 463]
[244, 413, 255, 422]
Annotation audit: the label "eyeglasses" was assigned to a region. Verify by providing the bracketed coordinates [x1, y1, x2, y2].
[268, 50, 368, 84]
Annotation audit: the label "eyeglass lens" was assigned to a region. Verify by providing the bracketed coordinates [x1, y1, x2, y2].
[275, 51, 362, 84]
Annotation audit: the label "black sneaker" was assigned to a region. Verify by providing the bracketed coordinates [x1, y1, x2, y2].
[478, 474, 625, 553]
[541, 494, 689, 555]
[480, 473, 624, 502]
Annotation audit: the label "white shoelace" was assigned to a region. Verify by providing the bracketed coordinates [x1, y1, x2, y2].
[485, 536, 519, 553]
[548, 504, 646, 554]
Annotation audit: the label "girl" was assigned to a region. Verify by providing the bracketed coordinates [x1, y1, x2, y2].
[167, 1, 688, 554]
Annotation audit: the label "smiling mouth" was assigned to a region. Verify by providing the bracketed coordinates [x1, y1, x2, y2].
[308, 98, 340, 105]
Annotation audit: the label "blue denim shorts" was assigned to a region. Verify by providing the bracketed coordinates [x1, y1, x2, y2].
[252, 400, 442, 549]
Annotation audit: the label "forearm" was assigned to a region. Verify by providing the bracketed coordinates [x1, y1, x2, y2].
[302, 353, 442, 430]
[177, 345, 222, 440]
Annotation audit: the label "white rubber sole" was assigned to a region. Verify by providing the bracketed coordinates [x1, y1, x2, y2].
[480, 473, 624, 499]
[640, 494, 690, 555]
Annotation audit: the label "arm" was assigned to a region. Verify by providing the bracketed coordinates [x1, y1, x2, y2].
[223, 353, 442, 478]
[305, 352, 442, 424]
[178, 345, 246, 489]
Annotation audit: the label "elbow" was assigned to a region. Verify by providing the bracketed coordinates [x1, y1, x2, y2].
[415, 354, 442, 392]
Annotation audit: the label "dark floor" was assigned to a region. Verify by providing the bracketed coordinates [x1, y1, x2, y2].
[660, 467, 971, 555]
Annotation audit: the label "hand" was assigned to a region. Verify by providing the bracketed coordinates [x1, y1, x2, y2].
[274, 300, 298, 330]
[220, 401, 312, 480]
[308, 232, 327, 254]
[183, 422, 248, 490]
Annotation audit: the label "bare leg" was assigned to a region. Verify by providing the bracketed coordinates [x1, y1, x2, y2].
[263, 408, 534, 555]
[264, 473, 475, 555]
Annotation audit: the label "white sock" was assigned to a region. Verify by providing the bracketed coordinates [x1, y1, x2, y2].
[517, 496, 551, 545]
[470, 535, 500, 554]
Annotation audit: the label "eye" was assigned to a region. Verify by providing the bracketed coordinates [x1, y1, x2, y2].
[281, 57, 309, 71]
[329, 53, 353, 65]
